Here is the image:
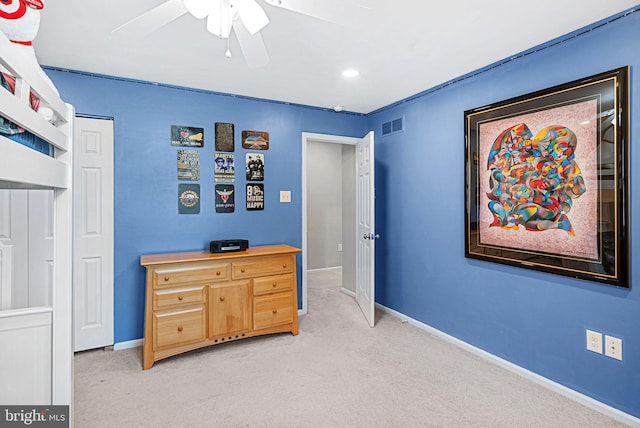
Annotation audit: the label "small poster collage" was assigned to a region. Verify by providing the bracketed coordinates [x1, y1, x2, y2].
[172, 123, 268, 214]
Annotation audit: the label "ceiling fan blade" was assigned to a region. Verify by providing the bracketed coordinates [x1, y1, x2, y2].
[232, 20, 270, 68]
[230, 0, 270, 35]
[112, 0, 189, 36]
[184, 0, 214, 19]
[264, 0, 370, 26]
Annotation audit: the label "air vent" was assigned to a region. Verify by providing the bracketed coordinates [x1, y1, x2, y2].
[382, 121, 392, 135]
[382, 117, 404, 136]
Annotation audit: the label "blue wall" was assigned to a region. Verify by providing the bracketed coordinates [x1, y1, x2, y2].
[45, 5, 638, 419]
[45, 70, 366, 345]
[367, 8, 639, 418]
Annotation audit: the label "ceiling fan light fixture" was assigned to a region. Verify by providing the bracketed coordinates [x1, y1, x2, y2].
[207, 2, 233, 38]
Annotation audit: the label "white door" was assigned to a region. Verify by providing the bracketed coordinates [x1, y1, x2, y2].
[356, 131, 376, 327]
[73, 117, 114, 352]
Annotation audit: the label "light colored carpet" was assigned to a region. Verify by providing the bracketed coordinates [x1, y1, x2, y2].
[74, 268, 628, 427]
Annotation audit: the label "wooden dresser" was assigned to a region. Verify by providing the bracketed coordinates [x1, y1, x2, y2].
[140, 244, 301, 369]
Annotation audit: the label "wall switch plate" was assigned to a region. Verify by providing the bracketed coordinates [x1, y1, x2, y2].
[586, 330, 603, 354]
[280, 190, 291, 203]
[338, 244, 343, 251]
[604, 335, 622, 361]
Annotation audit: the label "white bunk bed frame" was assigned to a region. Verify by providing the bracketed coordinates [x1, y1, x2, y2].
[0, 29, 73, 407]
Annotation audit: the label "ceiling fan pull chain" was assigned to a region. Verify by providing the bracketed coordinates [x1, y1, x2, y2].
[225, 37, 232, 58]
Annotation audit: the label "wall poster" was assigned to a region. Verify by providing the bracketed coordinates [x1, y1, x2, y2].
[241, 130, 269, 150]
[178, 183, 200, 214]
[246, 153, 264, 181]
[215, 184, 235, 213]
[214, 153, 235, 182]
[464, 67, 629, 287]
[215, 122, 235, 152]
[246, 183, 264, 211]
[177, 149, 200, 180]
[171, 125, 204, 147]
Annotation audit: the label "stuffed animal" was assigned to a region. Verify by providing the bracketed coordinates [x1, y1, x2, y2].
[0, 0, 43, 44]
[0, 0, 59, 122]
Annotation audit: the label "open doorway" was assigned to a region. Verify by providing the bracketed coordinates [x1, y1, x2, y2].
[301, 131, 375, 326]
[305, 140, 356, 290]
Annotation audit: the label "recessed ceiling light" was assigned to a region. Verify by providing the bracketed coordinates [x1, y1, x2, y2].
[342, 69, 359, 78]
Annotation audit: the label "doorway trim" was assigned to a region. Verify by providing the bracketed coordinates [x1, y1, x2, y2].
[301, 132, 362, 315]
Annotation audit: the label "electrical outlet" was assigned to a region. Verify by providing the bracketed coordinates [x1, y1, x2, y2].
[338, 244, 343, 252]
[586, 330, 603, 354]
[604, 335, 622, 361]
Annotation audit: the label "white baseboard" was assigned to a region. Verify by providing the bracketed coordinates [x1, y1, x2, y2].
[113, 339, 142, 351]
[375, 302, 640, 428]
[340, 287, 355, 298]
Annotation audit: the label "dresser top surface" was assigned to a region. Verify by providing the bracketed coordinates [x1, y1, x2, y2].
[140, 244, 301, 267]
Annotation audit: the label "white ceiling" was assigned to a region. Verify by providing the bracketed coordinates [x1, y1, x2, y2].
[34, 1, 638, 114]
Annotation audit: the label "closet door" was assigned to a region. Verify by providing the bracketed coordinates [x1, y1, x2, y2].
[73, 117, 114, 352]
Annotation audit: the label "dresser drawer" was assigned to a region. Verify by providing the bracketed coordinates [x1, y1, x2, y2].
[153, 263, 230, 287]
[253, 291, 294, 330]
[153, 305, 206, 350]
[153, 286, 205, 310]
[253, 274, 294, 296]
[232, 255, 294, 279]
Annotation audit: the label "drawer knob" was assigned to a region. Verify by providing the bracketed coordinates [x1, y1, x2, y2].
[272, 282, 277, 287]
[241, 268, 246, 273]
[272, 309, 278, 314]
[164, 276, 170, 282]
[220, 296, 225, 302]
[178, 296, 184, 301]
[282, 264, 287, 269]
[216, 271, 221, 276]
[177, 325, 183, 332]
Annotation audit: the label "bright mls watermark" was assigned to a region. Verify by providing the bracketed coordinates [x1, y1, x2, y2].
[1, 406, 68, 427]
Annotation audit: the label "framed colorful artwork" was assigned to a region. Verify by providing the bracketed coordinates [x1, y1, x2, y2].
[464, 67, 629, 287]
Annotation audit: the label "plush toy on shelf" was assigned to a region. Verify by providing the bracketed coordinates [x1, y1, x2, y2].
[0, 0, 59, 125]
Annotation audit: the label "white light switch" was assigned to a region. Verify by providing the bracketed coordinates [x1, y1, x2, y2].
[280, 191, 291, 203]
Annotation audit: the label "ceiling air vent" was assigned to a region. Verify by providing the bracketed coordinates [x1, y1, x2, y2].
[382, 117, 404, 136]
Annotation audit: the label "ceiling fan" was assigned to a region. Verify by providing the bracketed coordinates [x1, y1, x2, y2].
[113, 0, 367, 68]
